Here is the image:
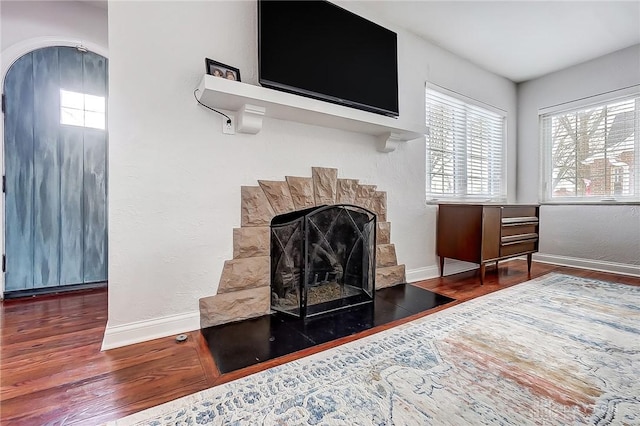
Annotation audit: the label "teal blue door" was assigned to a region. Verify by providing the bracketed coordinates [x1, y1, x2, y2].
[3, 46, 108, 293]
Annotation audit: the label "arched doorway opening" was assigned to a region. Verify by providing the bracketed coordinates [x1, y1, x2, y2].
[3, 45, 108, 296]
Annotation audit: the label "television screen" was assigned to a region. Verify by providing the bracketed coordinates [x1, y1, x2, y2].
[258, 0, 399, 117]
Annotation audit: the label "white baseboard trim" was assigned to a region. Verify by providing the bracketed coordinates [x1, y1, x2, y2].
[533, 253, 640, 277]
[440, 261, 480, 277]
[101, 310, 200, 351]
[405, 265, 440, 283]
[406, 260, 480, 283]
[408, 255, 640, 284]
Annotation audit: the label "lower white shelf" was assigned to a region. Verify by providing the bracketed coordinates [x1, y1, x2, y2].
[195, 75, 428, 152]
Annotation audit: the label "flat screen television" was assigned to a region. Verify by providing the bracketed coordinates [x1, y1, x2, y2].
[258, 0, 399, 117]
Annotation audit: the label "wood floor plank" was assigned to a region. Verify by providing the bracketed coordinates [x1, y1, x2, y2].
[1, 260, 637, 424]
[194, 331, 222, 386]
[1, 337, 203, 401]
[1, 351, 208, 425]
[1, 326, 106, 362]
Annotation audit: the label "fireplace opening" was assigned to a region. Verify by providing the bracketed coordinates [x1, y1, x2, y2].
[270, 204, 376, 318]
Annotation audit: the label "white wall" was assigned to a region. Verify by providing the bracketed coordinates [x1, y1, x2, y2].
[0, 1, 108, 55]
[0, 0, 108, 295]
[517, 45, 640, 272]
[106, 1, 516, 347]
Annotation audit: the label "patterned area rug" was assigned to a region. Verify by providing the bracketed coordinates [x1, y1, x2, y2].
[109, 273, 640, 425]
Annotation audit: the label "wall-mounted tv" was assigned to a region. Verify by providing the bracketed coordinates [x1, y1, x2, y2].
[258, 0, 399, 118]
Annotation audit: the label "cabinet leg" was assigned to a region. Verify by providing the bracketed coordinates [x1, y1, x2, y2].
[439, 256, 445, 277]
[480, 263, 486, 285]
[527, 253, 533, 276]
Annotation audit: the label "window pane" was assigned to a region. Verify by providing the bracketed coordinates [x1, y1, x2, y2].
[542, 95, 638, 201]
[85, 94, 105, 113]
[60, 107, 84, 127]
[426, 87, 505, 200]
[59, 90, 106, 130]
[60, 89, 84, 109]
[85, 111, 105, 130]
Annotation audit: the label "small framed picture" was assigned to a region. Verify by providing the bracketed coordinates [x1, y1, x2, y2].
[205, 58, 241, 82]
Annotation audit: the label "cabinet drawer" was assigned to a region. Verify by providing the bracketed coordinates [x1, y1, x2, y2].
[502, 207, 538, 218]
[500, 240, 537, 257]
[501, 233, 538, 244]
[502, 224, 538, 237]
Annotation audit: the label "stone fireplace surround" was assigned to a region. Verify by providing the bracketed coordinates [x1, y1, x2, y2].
[199, 167, 406, 328]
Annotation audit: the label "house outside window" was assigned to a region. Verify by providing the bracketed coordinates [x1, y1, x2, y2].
[539, 90, 639, 203]
[425, 84, 506, 202]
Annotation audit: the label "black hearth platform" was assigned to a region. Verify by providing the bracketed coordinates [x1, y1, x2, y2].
[201, 284, 455, 373]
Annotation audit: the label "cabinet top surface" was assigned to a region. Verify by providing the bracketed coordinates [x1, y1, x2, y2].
[437, 203, 540, 207]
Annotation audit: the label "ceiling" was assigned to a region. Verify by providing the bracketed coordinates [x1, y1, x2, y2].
[81, 1, 639, 83]
[344, 1, 640, 82]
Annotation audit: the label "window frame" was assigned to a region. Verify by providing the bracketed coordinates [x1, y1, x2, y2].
[59, 88, 106, 130]
[538, 86, 640, 205]
[425, 83, 507, 203]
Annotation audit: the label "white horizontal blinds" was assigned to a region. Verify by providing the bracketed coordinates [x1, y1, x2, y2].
[540, 95, 639, 201]
[426, 87, 505, 200]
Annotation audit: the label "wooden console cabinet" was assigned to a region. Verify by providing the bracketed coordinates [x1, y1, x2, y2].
[437, 204, 540, 284]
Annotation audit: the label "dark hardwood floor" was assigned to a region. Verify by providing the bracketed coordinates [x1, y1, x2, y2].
[1, 260, 638, 425]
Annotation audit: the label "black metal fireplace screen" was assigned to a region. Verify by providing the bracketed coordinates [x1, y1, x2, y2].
[270, 204, 376, 318]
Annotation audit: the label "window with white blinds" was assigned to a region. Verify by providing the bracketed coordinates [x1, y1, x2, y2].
[540, 91, 639, 202]
[425, 86, 506, 201]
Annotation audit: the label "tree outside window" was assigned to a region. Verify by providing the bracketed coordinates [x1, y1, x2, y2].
[426, 87, 506, 202]
[541, 96, 638, 201]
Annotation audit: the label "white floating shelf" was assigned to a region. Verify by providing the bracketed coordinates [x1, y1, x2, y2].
[195, 75, 427, 152]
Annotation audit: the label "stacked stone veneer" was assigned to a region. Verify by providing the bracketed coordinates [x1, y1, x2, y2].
[199, 167, 406, 328]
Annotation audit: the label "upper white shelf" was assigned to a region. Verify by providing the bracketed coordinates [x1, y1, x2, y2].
[195, 75, 428, 152]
